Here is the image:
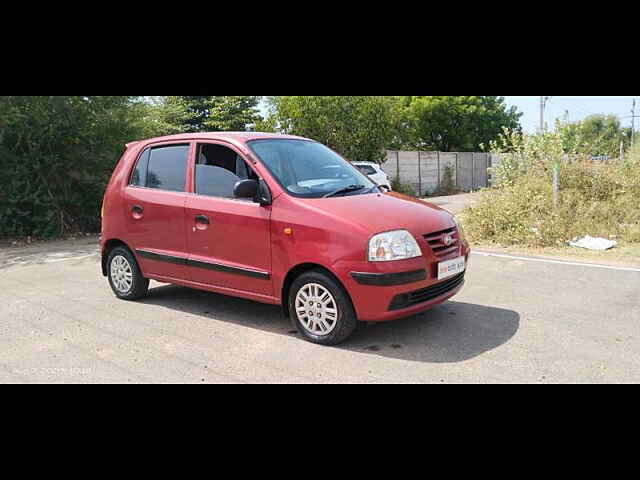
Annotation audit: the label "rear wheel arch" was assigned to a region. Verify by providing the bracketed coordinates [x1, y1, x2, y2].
[101, 239, 132, 276]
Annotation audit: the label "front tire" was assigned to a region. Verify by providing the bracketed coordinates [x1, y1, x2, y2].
[107, 246, 149, 300]
[289, 270, 358, 345]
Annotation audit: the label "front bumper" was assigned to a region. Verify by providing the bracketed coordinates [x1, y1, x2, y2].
[337, 245, 470, 322]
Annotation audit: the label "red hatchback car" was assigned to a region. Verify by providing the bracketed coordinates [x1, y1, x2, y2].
[100, 132, 469, 345]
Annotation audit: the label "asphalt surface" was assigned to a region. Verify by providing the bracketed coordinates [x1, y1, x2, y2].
[424, 192, 478, 214]
[1, 237, 639, 383]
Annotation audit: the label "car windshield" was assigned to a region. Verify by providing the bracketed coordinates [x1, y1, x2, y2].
[247, 139, 377, 198]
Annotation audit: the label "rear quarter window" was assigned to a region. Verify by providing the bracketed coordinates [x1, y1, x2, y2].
[130, 149, 150, 187]
[129, 144, 189, 192]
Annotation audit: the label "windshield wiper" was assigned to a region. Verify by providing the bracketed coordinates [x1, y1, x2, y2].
[323, 184, 367, 198]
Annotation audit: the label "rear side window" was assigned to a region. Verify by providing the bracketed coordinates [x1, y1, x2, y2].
[130, 144, 189, 192]
[130, 149, 150, 187]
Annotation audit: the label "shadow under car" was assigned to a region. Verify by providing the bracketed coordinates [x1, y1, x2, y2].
[140, 284, 520, 363]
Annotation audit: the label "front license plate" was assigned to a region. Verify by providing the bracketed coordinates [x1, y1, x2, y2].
[437, 256, 465, 280]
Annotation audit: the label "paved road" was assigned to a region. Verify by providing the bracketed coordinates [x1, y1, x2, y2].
[1, 240, 638, 383]
[423, 192, 478, 214]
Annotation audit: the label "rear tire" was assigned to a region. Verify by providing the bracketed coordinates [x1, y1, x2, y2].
[107, 246, 149, 300]
[289, 269, 358, 345]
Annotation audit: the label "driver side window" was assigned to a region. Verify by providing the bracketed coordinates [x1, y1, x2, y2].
[194, 143, 258, 199]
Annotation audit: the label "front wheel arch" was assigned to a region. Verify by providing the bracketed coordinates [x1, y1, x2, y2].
[281, 263, 354, 319]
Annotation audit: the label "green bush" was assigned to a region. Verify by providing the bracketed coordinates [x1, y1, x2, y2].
[391, 177, 417, 196]
[463, 129, 640, 247]
[0, 96, 150, 238]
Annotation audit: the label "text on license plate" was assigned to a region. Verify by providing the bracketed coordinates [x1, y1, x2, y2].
[437, 256, 465, 280]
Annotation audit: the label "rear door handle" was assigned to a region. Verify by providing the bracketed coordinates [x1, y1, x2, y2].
[132, 205, 144, 219]
[195, 214, 210, 225]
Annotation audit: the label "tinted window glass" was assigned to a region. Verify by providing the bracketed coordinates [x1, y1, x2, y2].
[130, 149, 150, 186]
[147, 145, 189, 192]
[356, 165, 376, 175]
[195, 144, 258, 198]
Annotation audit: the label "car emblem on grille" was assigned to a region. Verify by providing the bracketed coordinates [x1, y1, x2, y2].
[443, 234, 454, 246]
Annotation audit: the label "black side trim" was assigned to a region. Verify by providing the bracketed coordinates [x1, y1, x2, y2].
[350, 269, 427, 286]
[187, 258, 270, 280]
[137, 249, 186, 266]
[136, 250, 270, 280]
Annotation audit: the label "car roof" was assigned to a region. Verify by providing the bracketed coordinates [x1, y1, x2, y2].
[132, 131, 313, 147]
[352, 161, 378, 165]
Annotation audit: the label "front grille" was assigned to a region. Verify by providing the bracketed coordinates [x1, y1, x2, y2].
[424, 227, 460, 260]
[389, 272, 465, 311]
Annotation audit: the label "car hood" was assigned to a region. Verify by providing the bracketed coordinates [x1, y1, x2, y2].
[301, 191, 456, 237]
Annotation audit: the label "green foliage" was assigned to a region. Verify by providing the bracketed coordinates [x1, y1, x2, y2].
[0, 96, 149, 237]
[463, 129, 640, 247]
[555, 114, 631, 158]
[138, 96, 197, 137]
[487, 128, 566, 188]
[263, 96, 396, 162]
[390, 177, 417, 197]
[399, 96, 522, 152]
[147, 96, 262, 135]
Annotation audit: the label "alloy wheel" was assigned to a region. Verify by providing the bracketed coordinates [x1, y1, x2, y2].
[295, 283, 339, 335]
[110, 255, 133, 294]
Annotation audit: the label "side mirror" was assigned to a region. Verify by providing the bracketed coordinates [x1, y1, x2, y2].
[233, 179, 258, 199]
[257, 178, 272, 206]
[379, 184, 391, 192]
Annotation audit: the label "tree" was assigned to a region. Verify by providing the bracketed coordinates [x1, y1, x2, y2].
[556, 114, 631, 158]
[204, 96, 262, 131]
[147, 96, 262, 134]
[400, 96, 522, 152]
[0, 96, 149, 237]
[264, 96, 397, 162]
[139, 96, 197, 137]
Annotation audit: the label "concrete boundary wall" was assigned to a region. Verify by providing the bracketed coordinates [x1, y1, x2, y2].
[382, 150, 501, 195]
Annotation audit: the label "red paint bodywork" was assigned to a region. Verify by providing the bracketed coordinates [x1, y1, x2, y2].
[101, 132, 470, 322]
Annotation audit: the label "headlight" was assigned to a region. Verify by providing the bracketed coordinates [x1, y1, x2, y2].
[452, 215, 467, 243]
[368, 230, 421, 262]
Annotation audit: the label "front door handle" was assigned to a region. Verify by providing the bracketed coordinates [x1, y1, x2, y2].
[195, 214, 210, 225]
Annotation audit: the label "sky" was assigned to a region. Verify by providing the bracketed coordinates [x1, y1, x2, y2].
[503, 96, 638, 133]
[259, 96, 639, 133]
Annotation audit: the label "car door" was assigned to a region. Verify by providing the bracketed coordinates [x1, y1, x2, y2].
[184, 141, 272, 296]
[123, 142, 193, 280]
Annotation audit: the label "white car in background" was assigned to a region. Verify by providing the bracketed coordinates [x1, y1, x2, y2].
[352, 162, 392, 191]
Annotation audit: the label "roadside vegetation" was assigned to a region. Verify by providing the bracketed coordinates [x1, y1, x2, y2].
[390, 178, 418, 196]
[463, 128, 640, 248]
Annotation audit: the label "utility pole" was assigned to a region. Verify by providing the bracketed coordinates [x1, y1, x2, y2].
[632, 99, 636, 147]
[540, 96, 551, 133]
